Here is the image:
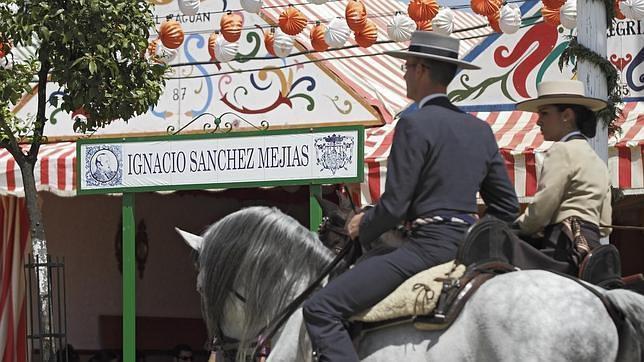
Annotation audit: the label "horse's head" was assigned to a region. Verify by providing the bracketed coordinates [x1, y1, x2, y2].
[176, 206, 334, 360]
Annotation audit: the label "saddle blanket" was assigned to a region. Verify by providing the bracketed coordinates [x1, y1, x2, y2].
[351, 260, 466, 322]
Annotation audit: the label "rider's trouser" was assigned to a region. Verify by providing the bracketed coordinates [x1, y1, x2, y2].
[302, 222, 468, 362]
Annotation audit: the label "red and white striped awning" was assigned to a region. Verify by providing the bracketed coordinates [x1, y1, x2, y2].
[360, 102, 644, 204]
[0, 142, 76, 197]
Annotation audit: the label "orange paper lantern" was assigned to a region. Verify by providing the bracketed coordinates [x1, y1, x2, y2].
[221, 11, 243, 42]
[159, 19, 185, 49]
[264, 28, 276, 56]
[355, 19, 377, 48]
[0, 41, 11, 58]
[471, 0, 502, 16]
[310, 22, 329, 52]
[542, 6, 561, 26]
[208, 32, 218, 60]
[415, 19, 432, 31]
[614, 0, 626, 19]
[541, 0, 566, 9]
[346, 0, 368, 32]
[279, 6, 307, 36]
[408, 0, 439, 22]
[487, 11, 502, 33]
[147, 39, 159, 58]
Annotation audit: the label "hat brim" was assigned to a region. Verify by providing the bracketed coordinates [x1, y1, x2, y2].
[516, 94, 608, 112]
[385, 50, 481, 70]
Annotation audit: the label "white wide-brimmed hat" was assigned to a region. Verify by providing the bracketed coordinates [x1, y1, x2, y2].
[385, 31, 480, 70]
[516, 80, 607, 112]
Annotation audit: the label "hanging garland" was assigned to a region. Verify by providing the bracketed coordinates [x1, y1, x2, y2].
[558, 0, 621, 134]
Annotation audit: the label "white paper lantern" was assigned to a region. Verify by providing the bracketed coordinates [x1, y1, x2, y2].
[240, 0, 263, 14]
[155, 44, 178, 64]
[431, 8, 454, 35]
[178, 0, 200, 16]
[620, 0, 644, 19]
[214, 36, 239, 63]
[324, 18, 350, 48]
[273, 29, 294, 58]
[558, 0, 577, 30]
[307, 0, 328, 4]
[499, 4, 522, 34]
[387, 13, 416, 42]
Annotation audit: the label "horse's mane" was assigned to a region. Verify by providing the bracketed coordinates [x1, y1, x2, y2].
[199, 206, 334, 359]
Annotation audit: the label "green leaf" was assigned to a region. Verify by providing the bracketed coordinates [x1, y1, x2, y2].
[88, 60, 97, 75]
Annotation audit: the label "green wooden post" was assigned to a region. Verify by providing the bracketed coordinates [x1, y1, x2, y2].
[309, 185, 322, 232]
[122, 193, 136, 362]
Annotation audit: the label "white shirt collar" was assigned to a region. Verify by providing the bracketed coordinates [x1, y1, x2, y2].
[418, 93, 448, 108]
[560, 130, 585, 142]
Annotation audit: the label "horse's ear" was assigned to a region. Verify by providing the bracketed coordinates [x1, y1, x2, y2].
[175, 227, 203, 252]
[336, 189, 354, 212]
[312, 193, 340, 217]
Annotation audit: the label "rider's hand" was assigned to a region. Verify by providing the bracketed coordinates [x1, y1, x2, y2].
[347, 212, 364, 240]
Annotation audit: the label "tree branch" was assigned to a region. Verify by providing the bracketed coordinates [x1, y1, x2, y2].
[28, 44, 51, 163]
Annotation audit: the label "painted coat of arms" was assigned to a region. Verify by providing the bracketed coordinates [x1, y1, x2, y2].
[314, 134, 355, 175]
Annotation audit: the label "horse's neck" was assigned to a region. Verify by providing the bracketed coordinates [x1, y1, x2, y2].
[267, 308, 313, 362]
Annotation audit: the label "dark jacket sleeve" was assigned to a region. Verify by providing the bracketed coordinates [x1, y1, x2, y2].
[480, 143, 520, 223]
[359, 116, 428, 244]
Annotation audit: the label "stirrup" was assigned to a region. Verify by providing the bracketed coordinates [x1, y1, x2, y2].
[578, 244, 624, 289]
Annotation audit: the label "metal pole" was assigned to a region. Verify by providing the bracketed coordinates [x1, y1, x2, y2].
[309, 185, 323, 232]
[122, 193, 136, 362]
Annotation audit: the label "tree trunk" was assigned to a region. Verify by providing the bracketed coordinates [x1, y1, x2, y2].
[19, 159, 53, 361]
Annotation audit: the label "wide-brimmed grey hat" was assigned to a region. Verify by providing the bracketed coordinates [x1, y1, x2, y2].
[385, 31, 480, 70]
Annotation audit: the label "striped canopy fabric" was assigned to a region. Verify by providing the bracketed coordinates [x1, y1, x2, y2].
[0, 196, 29, 362]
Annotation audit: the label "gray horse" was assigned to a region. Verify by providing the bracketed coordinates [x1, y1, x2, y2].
[178, 206, 644, 362]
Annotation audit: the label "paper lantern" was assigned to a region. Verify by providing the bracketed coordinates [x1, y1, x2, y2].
[354, 19, 377, 48]
[214, 36, 239, 63]
[240, 0, 263, 14]
[220, 11, 243, 42]
[408, 0, 439, 22]
[310, 22, 329, 52]
[471, 0, 501, 16]
[324, 17, 350, 48]
[346, 0, 368, 32]
[415, 19, 432, 31]
[619, 0, 644, 19]
[273, 29, 294, 58]
[432, 7, 454, 35]
[178, 0, 199, 16]
[208, 32, 217, 60]
[387, 13, 416, 42]
[148, 40, 177, 63]
[499, 3, 521, 34]
[159, 19, 184, 49]
[264, 28, 276, 56]
[0, 41, 11, 58]
[487, 11, 502, 33]
[615, 0, 627, 18]
[559, 0, 577, 29]
[279, 6, 307, 36]
[542, 6, 561, 26]
[542, 0, 566, 8]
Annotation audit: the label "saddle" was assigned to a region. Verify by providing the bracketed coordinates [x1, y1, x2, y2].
[458, 216, 627, 289]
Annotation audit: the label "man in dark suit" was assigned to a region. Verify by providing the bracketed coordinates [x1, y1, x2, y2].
[302, 31, 519, 361]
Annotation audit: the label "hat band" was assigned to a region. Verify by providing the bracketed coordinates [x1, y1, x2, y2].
[408, 44, 458, 59]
